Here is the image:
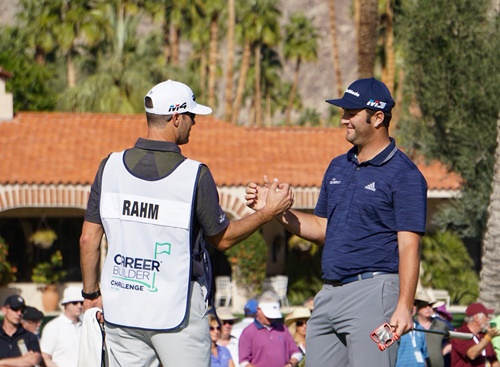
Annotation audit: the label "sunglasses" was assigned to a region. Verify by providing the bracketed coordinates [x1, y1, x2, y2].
[9, 306, 26, 313]
[222, 320, 234, 325]
[210, 326, 221, 331]
[71, 301, 83, 305]
[296, 320, 308, 327]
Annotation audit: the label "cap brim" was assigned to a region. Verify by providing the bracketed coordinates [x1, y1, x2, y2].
[325, 98, 364, 110]
[190, 103, 212, 115]
[262, 309, 282, 319]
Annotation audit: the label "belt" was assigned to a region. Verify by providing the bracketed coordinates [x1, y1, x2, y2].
[324, 272, 391, 287]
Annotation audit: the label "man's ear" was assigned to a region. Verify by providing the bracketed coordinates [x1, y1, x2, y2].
[172, 113, 181, 127]
[373, 111, 385, 128]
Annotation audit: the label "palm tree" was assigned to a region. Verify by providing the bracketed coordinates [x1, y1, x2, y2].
[17, 0, 59, 65]
[260, 45, 282, 126]
[357, 0, 378, 77]
[283, 13, 318, 126]
[205, 0, 225, 109]
[381, 0, 395, 94]
[58, 0, 166, 113]
[327, 0, 344, 99]
[223, 0, 235, 122]
[479, 115, 500, 310]
[232, 0, 280, 126]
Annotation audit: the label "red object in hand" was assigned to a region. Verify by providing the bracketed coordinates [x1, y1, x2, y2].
[370, 323, 400, 351]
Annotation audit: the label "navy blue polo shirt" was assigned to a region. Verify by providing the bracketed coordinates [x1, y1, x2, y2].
[314, 138, 427, 280]
[0, 322, 41, 359]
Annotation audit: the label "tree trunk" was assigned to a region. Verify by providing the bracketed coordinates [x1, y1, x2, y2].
[382, 0, 395, 94]
[357, 0, 378, 78]
[162, 19, 171, 64]
[170, 23, 180, 65]
[254, 44, 262, 127]
[199, 49, 208, 101]
[479, 114, 500, 311]
[232, 41, 251, 125]
[265, 91, 272, 127]
[208, 15, 218, 108]
[224, 0, 235, 122]
[67, 52, 77, 88]
[328, 0, 344, 97]
[285, 58, 301, 126]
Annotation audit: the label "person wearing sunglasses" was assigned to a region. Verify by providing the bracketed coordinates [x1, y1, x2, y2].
[40, 286, 84, 367]
[21, 306, 45, 339]
[217, 308, 239, 363]
[285, 307, 311, 361]
[0, 295, 42, 366]
[209, 314, 235, 367]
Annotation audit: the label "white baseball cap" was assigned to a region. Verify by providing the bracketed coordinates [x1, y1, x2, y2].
[258, 301, 282, 319]
[144, 80, 212, 116]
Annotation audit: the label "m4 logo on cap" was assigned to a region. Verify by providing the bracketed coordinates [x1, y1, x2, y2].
[168, 102, 187, 112]
[366, 99, 387, 109]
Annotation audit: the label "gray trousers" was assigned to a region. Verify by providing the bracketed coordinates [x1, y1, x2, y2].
[104, 281, 210, 367]
[306, 274, 399, 367]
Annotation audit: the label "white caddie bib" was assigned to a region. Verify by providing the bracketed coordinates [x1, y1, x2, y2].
[100, 152, 201, 330]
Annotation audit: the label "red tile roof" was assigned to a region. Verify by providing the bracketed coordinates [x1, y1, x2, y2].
[0, 112, 461, 190]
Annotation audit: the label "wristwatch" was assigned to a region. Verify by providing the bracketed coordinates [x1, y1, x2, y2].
[81, 289, 101, 300]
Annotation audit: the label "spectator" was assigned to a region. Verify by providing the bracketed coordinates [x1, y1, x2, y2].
[414, 291, 450, 367]
[397, 303, 430, 367]
[0, 295, 42, 366]
[217, 308, 239, 363]
[238, 291, 302, 367]
[451, 302, 500, 367]
[21, 306, 44, 339]
[232, 299, 257, 339]
[285, 307, 311, 356]
[209, 314, 235, 367]
[41, 286, 83, 367]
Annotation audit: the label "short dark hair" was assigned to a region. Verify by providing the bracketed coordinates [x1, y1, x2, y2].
[366, 108, 392, 128]
[145, 112, 172, 128]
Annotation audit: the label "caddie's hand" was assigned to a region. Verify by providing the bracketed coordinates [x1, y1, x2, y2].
[83, 297, 104, 323]
[390, 304, 414, 338]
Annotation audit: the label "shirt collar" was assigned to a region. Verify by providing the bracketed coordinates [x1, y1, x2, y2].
[347, 138, 397, 166]
[134, 138, 181, 153]
[253, 319, 274, 330]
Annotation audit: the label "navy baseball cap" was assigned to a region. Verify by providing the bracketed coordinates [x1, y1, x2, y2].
[326, 77, 395, 112]
[3, 295, 26, 309]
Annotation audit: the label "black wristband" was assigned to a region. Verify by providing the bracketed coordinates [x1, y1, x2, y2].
[81, 289, 101, 300]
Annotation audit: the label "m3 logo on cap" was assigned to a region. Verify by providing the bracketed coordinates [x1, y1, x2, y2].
[366, 99, 387, 109]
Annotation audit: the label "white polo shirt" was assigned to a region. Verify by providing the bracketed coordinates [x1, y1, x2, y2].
[41, 313, 82, 367]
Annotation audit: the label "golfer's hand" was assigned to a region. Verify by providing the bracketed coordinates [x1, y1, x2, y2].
[390, 305, 414, 337]
[245, 175, 272, 211]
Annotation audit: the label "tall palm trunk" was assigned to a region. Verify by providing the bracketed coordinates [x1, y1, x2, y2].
[265, 91, 272, 127]
[328, 0, 344, 98]
[285, 57, 301, 126]
[170, 24, 180, 65]
[382, 0, 395, 93]
[479, 114, 500, 311]
[357, 0, 378, 78]
[254, 44, 262, 127]
[208, 15, 218, 108]
[67, 52, 77, 88]
[224, 0, 235, 122]
[162, 19, 171, 64]
[232, 41, 251, 125]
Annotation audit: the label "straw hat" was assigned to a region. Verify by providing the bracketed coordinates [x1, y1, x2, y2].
[285, 307, 311, 326]
[217, 308, 238, 321]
